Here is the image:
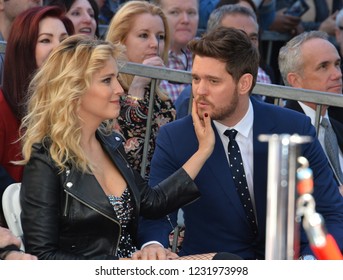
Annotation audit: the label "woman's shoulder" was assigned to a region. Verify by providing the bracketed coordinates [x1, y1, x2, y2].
[30, 139, 52, 160]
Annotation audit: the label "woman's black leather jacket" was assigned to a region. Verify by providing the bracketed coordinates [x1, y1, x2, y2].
[20, 131, 200, 259]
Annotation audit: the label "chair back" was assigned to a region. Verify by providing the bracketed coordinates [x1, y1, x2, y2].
[2, 183, 24, 251]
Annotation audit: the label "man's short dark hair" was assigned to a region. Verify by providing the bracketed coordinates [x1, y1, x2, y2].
[188, 26, 259, 88]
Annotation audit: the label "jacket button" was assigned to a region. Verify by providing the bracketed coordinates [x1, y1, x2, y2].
[115, 136, 121, 141]
[66, 182, 73, 188]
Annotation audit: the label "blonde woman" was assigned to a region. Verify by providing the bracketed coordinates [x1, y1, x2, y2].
[19, 35, 214, 259]
[106, 1, 175, 179]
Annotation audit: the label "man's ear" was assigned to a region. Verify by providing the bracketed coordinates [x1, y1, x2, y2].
[287, 72, 302, 88]
[238, 73, 253, 95]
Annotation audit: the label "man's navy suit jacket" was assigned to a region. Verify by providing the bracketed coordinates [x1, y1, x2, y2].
[138, 98, 343, 259]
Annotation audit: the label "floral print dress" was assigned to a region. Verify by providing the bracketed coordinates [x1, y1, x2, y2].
[114, 86, 176, 179]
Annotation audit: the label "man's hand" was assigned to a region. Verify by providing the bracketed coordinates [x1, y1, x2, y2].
[269, 9, 301, 34]
[0, 226, 37, 260]
[132, 244, 178, 260]
[319, 11, 338, 36]
[5, 251, 37, 260]
[0, 227, 21, 248]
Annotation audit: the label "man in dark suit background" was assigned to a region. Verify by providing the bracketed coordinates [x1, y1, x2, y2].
[134, 27, 343, 260]
[279, 30, 343, 194]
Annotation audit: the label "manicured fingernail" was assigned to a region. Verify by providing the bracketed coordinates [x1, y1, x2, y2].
[204, 113, 208, 118]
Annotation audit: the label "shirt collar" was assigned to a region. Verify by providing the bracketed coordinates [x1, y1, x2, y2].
[298, 101, 328, 126]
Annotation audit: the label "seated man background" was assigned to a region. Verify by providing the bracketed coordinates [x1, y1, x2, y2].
[279, 30, 343, 195]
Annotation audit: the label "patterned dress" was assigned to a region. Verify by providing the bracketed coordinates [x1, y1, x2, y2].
[115, 86, 176, 179]
[108, 188, 136, 258]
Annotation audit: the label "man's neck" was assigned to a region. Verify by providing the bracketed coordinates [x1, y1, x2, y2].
[302, 101, 328, 116]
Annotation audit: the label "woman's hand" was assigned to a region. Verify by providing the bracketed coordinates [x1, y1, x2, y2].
[181, 99, 215, 180]
[129, 56, 166, 99]
[131, 244, 178, 260]
[192, 99, 215, 159]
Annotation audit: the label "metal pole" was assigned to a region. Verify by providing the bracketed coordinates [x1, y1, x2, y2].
[140, 79, 157, 178]
[259, 134, 312, 259]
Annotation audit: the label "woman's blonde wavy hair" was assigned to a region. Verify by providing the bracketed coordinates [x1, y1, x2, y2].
[105, 0, 171, 101]
[19, 34, 125, 172]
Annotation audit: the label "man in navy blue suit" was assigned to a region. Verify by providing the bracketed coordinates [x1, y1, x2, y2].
[134, 27, 343, 260]
[279, 30, 343, 195]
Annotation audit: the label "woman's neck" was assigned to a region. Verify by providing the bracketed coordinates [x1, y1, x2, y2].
[170, 43, 187, 55]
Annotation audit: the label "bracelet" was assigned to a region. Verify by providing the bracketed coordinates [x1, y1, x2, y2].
[0, 244, 21, 260]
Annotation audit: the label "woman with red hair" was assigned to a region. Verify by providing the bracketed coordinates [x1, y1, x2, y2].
[0, 5, 74, 226]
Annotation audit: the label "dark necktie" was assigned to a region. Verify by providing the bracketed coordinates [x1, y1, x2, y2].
[321, 118, 343, 184]
[224, 129, 258, 235]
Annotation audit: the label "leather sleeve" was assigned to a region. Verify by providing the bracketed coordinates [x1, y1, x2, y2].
[137, 168, 201, 219]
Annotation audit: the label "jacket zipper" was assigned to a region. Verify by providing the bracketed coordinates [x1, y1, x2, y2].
[64, 190, 121, 256]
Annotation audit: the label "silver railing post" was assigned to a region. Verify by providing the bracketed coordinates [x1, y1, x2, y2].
[139, 79, 157, 178]
[259, 134, 312, 259]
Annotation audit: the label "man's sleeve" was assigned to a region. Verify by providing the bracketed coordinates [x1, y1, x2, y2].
[137, 125, 182, 248]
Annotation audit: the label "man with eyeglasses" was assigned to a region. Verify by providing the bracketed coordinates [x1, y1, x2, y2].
[151, 0, 199, 102]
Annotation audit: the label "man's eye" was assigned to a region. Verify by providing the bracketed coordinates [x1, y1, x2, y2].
[169, 10, 179, 16]
[188, 11, 197, 16]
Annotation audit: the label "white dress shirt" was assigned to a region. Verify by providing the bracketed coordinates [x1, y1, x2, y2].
[298, 101, 343, 181]
[213, 100, 256, 213]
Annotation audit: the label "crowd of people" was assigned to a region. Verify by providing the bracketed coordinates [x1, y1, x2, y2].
[1, 0, 343, 260]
